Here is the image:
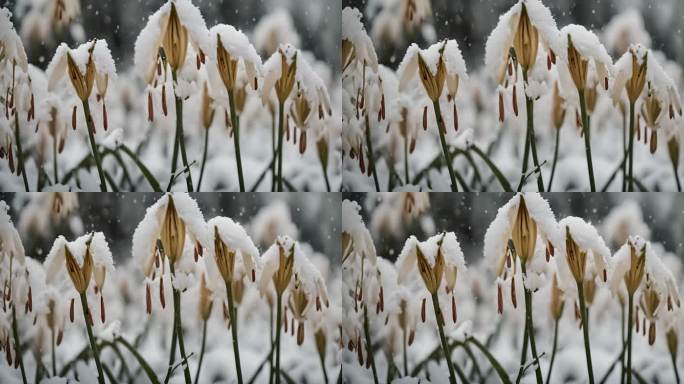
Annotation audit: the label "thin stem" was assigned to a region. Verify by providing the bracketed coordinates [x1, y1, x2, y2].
[13, 110, 29, 191]
[577, 283, 595, 384]
[271, 111, 276, 192]
[671, 158, 682, 192]
[82, 101, 107, 191]
[545, 318, 559, 384]
[627, 294, 634, 384]
[432, 100, 458, 191]
[11, 306, 27, 384]
[671, 350, 681, 384]
[197, 126, 210, 191]
[362, 305, 379, 384]
[516, 309, 529, 384]
[194, 319, 208, 384]
[269, 304, 275, 384]
[364, 114, 380, 192]
[79, 292, 105, 384]
[163, 300, 178, 384]
[228, 89, 245, 191]
[171, 70, 193, 191]
[578, 91, 596, 191]
[118, 145, 162, 191]
[320, 157, 331, 192]
[621, 303, 626, 384]
[523, 74, 544, 192]
[628, 102, 635, 192]
[227, 282, 244, 384]
[467, 337, 513, 384]
[404, 135, 410, 185]
[51, 326, 56, 376]
[622, 109, 627, 191]
[521, 262, 543, 384]
[275, 293, 283, 384]
[53, 134, 59, 187]
[318, 345, 329, 384]
[431, 292, 457, 384]
[277, 101, 285, 192]
[169, 263, 192, 384]
[548, 126, 560, 192]
[403, 327, 408, 376]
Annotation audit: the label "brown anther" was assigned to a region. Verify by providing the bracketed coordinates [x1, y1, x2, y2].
[512, 85, 519, 116]
[497, 283, 503, 314]
[422, 105, 427, 130]
[148, 92, 154, 121]
[451, 295, 457, 323]
[70, 298, 75, 322]
[162, 85, 168, 116]
[499, 91, 505, 122]
[102, 103, 108, 131]
[421, 297, 426, 322]
[72, 105, 77, 130]
[146, 283, 152, 314]
[511, 278, 517, 308]
[160, 278, 166, 308]
[453, 103, 458, 131]
[100, 295, 105, 323]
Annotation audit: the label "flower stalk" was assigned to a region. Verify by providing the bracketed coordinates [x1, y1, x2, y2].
[228, 89, 245, 191]
[169, 262, 192, 384]
[226, 281, 244, 384]
[79, 292, 105, 384]
[431, 292, 457, 384]
[577, 282, 595, 384]
[432, 100, 458, 191]
[81, 100, 107, 191]
[13, 111, 29, 191]
[276, 101, 285, 192]
[362, 305, 379, 384]
[171, 69, 193, 192]
[522, 70, 544, 192]
[11, 304, 27, 384]
[520, 262, 543, 384]
[364, 114, 380, 192]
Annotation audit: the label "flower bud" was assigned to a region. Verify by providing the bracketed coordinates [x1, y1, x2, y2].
[275, 50, 297, 104]
[213, 226, 236, 283]
[567, 36, 588, 92]
[512, 4, 539, 73]
[216, 35, 238, 91]
[161, 4, 188, 72]
[626, 51, 647, 104]
[160, 196, 186, 264]
[512, 196, 537, 264]
[417, 51, 446, 102]
[64, 243, 93, 294]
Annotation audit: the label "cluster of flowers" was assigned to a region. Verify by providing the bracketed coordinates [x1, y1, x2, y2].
[342, 192, 682, 384]
[0, 193, 335, 384]
[342, 0, 683, 192]
[0, 0, 337, 192]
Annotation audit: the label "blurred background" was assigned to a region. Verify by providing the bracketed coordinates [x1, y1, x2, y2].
[345, 192, 684, 264]
[0, 192, 341, 264]
[343, 0, 684, 70]
[1, 0, 341, 73]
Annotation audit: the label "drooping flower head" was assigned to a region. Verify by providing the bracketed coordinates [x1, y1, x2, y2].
[558, 24, 613, 94]
[341, 7, 378, 73]
[0, 200, 25, 266]
[208, 24, 262, 93]
[206, 216, 260, 285]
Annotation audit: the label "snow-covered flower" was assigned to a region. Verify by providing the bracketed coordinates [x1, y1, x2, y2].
[558, 25, 612, 94]
[601, 200, 650, 248]
[44, 232, 114, 298]
[401, 0, 431, 29]
[396, 232, 466, 301]
[0, 200, 25, 265]
[484, 0, 560, 85]
[208, 24, 261, 93]
[342, 7, 378, 73]
[134, 0, 209, 84]
[207, 216, 260, 285]
[342, 199, 376, 266]
[47, 39, 116, 103]
[555, 216, 611, 298]
[131, 193, 209, 278]
[398, 39, 467, 104]
[602, 9, 651, 56]
[259, 235, 329, 344]
[0, 8, 29, 74]
[261, 44, 297, 106]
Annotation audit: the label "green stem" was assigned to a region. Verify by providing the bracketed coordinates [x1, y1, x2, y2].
[53, 135, 59, 188]
[193, 319, 207, 384]
[277, 101, 285, 192]
[228, 89, 245, 191]
[275, 293, 283, 384]
[671, 158, 682, 192]
[671, 349, 680, 384]
[172, 70, 193, 191]
[51, 326, 56, 376]
[516, 311, 529, 384]
[170, 263, 192, 384]
[227, 282, 244, 384]
[403, 327, 408, 376]
[579, 91, 595, 191]
[116, 336, 161, 384]
[547, 126, 560, 192]
[79, 292, 105, 384]
[627, 294, 634, 384]
[11, 306, 27, 384]
[521, 263, 543, 384]
[271, 111, 276, 192]
[404, 135, 410, 185]
[469, 145, 513, 191]
[318, 345, 329, 384]
[163, 301, 177, 384]
[320, 157, 331, 192]
[197, 125, 209, 191]
[364, 114, 380, 192]
[577, 283, 595, 384]
[621, 303, 626, 384]
[431, 292, 457, 384]
[628, 102, 635, 192]
[432, 100, 458, 191]
[82, 101, 107, 191]
[622, 110, 627, 191]
[523, 81, 544, 192]
[545, 318, 559, 384]
[269, 304, 275, 384]
[363, 305, 379, 384]
[13, 110, 29, 191]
